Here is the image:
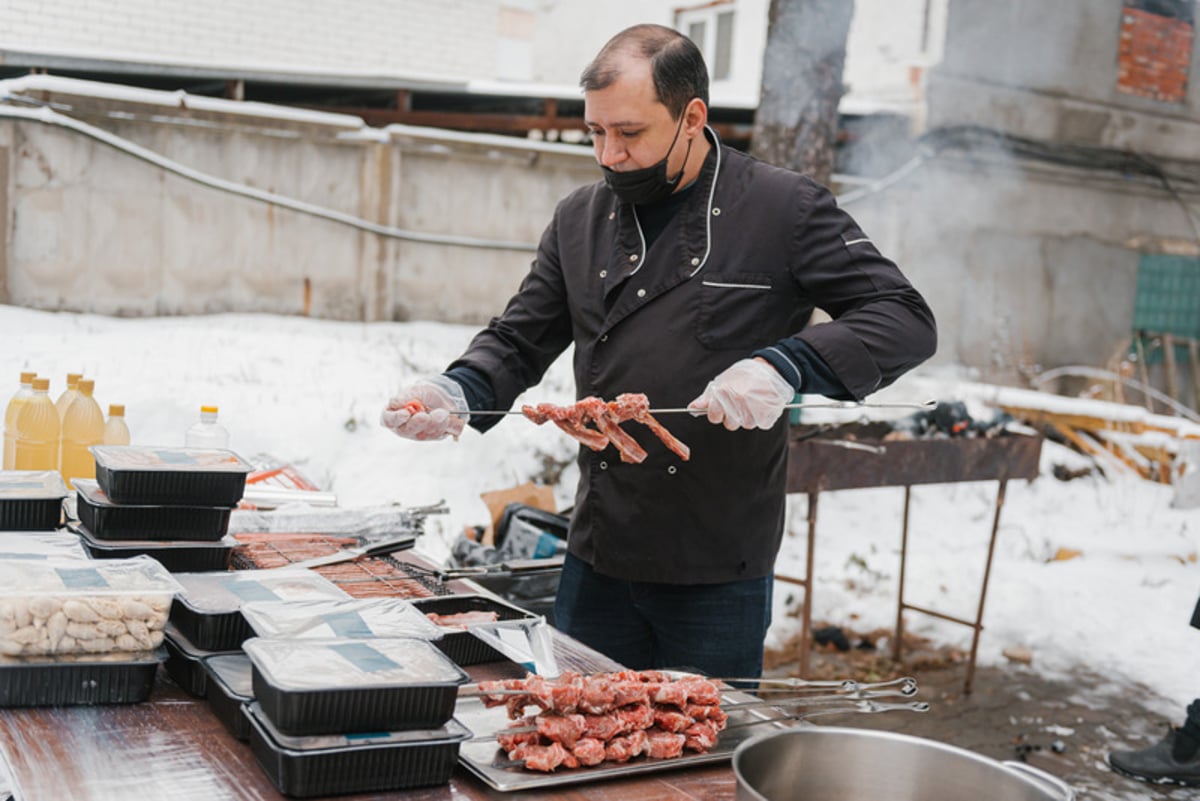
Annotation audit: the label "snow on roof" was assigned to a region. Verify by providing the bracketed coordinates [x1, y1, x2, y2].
[0, 74, 367, 129]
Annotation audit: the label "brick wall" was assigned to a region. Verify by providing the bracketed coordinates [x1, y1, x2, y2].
[0, 0, 500, 80]
[1117, 6, 1194, 103]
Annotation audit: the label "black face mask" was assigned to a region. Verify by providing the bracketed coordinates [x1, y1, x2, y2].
[601, 112, 693, 205]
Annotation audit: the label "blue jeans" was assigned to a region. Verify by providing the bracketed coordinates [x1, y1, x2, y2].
[554, 552, 773, 678]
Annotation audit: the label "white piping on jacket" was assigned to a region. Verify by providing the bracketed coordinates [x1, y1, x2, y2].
[701, 280, 770, 290]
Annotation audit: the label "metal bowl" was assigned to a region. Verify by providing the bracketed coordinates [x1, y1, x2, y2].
[733, 726, 1073, 801]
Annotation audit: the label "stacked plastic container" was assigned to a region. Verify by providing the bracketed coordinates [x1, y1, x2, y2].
[162, 570, 349, 706]
[0, 554, 182, 706]
[234, 597, 473, 796]
[69, 445, 254, 571]
[0, 470, 69, 531]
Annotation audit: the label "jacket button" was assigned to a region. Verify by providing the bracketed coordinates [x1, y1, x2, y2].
[629, 254, 639, 262]
[636, 289, 646, 298]
[599, 270, 607, 278]
[690, 257, 700, 266]
[667, 465, 677, 475]
[600, 334, 608, 342]
[599, 461, 608, 470]
[608, 212, 615, 220]
[712, 208, 722, 216]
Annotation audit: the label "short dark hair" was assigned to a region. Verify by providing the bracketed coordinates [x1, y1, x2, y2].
[580, 24, 710, 118]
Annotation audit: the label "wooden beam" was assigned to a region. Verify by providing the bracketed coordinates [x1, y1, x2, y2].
[1164, 333, 1180, 403]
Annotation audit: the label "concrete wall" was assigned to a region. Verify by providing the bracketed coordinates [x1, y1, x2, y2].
[929, 0, 1200, 161]
[848, 154, 1196, 385]
[0, 84, 596, 323]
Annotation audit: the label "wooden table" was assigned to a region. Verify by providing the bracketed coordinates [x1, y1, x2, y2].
[0, 628, 741, 801]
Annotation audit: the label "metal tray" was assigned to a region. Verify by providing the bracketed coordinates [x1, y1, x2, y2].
[454, 686, 797, 792]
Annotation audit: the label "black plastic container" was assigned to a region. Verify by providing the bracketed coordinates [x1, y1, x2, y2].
[0, 648, 165, 707]
[245, 637, 468, 736]
[72, 523, 235, 573]
[0, 470, 67, 530]
[245, 702, 469, 797]
[90, 445, 253, 506]
[162, 622, 241, 698]
[411, 594, 541, 666]
[205, 653, 255, 741]
[73, 478, 233, 542]
[170, 571, 348, 652]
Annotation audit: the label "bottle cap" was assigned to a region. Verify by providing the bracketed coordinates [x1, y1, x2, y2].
[66, 373, 83, 387]
[32, 378, 50, 391]
[19, 371, 36, 384]
[109, 404, 125, 416]
[200, 405, 219, 414]
[77, 378, 95, 394]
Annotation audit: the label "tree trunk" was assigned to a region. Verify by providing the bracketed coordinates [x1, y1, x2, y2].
[751, 0, 855, 186]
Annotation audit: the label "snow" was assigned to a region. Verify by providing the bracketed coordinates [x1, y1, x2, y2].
[4, 304, 1199, 720]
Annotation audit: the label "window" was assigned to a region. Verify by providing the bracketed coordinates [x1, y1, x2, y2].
[1117, 1, 1194, 103]
[677, 3, 736, 81]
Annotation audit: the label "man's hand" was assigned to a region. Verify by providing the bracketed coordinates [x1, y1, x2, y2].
[380, 376, 469, 441]
[687, 358, 795, 431]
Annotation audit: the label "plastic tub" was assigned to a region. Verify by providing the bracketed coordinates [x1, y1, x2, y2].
[90, 445, 253, 506]
[0, 470, 68, 530]
[244, 636, 468, 736]
[170, 570, 348, 652]
[0, 555, 179, 657]
[72, 523, 236, 573]
[0, 647, 166, 707]
[73, 478, 233, 542]
[245, 701, 470, 797]
[241, 598, 443, 642]
[412, 594, 541, 666]
[205, 652, 255, 741]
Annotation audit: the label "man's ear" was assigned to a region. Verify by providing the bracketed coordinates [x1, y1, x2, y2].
[684, 97, 708, 136]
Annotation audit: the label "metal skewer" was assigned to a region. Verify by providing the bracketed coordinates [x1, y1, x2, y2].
[457, 400, 936, 416]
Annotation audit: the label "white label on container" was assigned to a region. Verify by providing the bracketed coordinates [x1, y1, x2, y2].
[55, 566, 110, 589]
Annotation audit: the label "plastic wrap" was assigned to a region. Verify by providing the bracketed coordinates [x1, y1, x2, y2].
[0, 530, 89, 560]
[203, 653, 254, 741]
[73, 524, 236, 572]
[170, 569, 348, 651]
[241, 598, 443, 642]
[227, 501, 443, 538]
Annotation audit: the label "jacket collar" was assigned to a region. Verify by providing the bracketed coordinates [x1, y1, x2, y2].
[610, 125, 723, 281]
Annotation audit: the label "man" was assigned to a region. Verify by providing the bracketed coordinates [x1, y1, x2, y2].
[1107, 593, 1200, 786]
[382, 24, 936, 677]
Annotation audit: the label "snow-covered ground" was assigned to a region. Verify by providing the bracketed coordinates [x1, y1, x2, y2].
[5, 304, 1198, 719]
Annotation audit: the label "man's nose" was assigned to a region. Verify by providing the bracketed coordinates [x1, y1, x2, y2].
[599, 137, 625, 168]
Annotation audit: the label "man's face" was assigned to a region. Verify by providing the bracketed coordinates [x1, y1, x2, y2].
[584, 56, 684, 174]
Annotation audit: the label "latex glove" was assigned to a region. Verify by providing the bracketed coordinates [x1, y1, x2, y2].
[688, 358, 795, 431]
[380, 375, 468, 441]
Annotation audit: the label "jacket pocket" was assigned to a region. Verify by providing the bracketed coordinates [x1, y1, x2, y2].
[695, 273, 778, 350]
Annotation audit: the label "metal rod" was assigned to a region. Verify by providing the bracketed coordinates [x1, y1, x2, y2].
[457, 400, 937, 416]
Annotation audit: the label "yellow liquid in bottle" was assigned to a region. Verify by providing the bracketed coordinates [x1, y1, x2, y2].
[14, 381, 60, 471]
[60, 379, 104, 488]
[2, 372, 36, 470]
[55, 373, 82, 420]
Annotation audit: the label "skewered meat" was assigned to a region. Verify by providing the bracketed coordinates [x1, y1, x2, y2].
[423, 610, 499, 629]
[489, 671, 728, 772]
[521, 394, 690, 462]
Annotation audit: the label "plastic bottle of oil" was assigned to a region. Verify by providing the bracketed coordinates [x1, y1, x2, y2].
[103, 404, 131, 446]
[59, 378, 104, 488]
[3, 371, 38, 470]
[55, 373, 83, 420]
[14, 377, 60, 471]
